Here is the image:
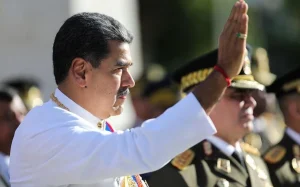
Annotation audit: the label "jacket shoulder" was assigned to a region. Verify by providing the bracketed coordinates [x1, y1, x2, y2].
[171, 149, 195, 170]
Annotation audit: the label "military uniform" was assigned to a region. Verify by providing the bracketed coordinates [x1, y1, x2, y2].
[264, 66, 300, 187]
[148, 138, 272, 187]
[147, 46, 273, 187]
[263, 129, 300, 187]
[249, 47, 284, 153]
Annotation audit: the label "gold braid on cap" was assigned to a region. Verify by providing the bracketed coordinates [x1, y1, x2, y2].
[180, 68, 213, 91]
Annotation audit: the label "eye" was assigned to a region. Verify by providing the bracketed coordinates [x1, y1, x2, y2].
[229, 94, 244, 101]
[114, 67, 123, 73]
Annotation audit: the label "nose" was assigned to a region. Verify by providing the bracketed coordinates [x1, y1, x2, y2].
[243, 94, 257, 109]
[122, 69, 135, 88]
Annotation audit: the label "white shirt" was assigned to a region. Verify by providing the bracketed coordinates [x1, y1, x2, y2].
[9, 88, 216, 187]
[286, 127, 300, 145]
[207, 136, 243, 161]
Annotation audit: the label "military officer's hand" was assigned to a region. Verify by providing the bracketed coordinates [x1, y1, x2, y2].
[217, 0, 248, 78]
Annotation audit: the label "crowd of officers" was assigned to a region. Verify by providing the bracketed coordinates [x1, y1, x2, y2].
[132, 45, 300, 187]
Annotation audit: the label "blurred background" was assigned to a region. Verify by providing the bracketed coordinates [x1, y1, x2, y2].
[0, 0, 298, 130]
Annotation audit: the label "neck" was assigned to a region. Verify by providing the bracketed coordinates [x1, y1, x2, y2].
[285, 117, 300, 133]
[215, 133, 240, 146]
[57, 82, 111, 120]
[58, 83, 84, 105]
[57, 83, 100, 117]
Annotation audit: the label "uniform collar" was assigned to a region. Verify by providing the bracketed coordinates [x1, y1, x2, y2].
[54, 88, 105, 130]
[286, 127, 300, 145]
[206, 136, 243, 157]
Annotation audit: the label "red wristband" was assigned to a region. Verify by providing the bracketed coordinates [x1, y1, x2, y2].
[214, 65, 231, 87]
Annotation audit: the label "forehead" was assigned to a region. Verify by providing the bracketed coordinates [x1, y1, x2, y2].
[0, 97, 26, 115]
[226, 88, 253, 94]
[107, 40, 132, 61]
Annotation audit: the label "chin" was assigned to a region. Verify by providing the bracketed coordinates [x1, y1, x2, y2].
[111, 105, 123, 116]
[242, 121, 253, 131]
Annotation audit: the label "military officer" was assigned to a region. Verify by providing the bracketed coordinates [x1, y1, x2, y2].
[246, 47, 284, 153]
[263, 67, 300, 187]
[0, 86, 27, 187]
[147, 48, 273, 187]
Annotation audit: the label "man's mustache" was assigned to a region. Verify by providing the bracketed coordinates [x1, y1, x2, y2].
[117, 88, 130, 97]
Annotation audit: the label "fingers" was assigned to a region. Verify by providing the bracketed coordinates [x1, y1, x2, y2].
[238, 3, 248, 35]
[235, 14, 248, 49]
[235, 2, 248, 48]
[223, 1, 240, 32]
[228, 2, 244, 42]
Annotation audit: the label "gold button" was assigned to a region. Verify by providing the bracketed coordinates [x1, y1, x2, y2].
[97, 122, 102, 128]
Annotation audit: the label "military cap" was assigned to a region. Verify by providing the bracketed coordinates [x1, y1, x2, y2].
[142, 76, 178, 107]
[172, 45, 264, 93]
[3, 77, 43, 110]
[266, 66, 300, 98]
[251, 47, 276, 86]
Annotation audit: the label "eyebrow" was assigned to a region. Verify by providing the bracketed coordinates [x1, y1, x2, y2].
[115, 61, 133, 67]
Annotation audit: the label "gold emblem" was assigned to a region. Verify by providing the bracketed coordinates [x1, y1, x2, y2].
[245, 154, 257, 171]
[216, 178, 229, 187]
[257, 168, 268, 180]
[171, 149, 195, 170]
[292, 145, 300, 173]
[217, 158, 231, 173]
[293, 145, 300, 158]
[243, 50, 252, 75]
[244, 133, 262, 151]
[241, 142, 261, 156]
[264, 145, 286, 164]
[97, 122, 103, 128]
[203, 141, 212, 156]
[292, 158, 300, 173]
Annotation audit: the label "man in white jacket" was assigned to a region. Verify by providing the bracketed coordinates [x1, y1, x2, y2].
[9, 0, 249, 186]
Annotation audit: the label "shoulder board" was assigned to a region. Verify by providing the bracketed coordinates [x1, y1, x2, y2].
[240, 142, 261, 156]
[171, 149, 195, 170]
[263, 145, 286, 164]
[243, 133, 262, 150]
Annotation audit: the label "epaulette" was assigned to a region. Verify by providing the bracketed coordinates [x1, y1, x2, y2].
[263, 145, 286, 164]
[171, 149, 195, 170]
[240, 142, 261, 156]
[244, 133, 262, 151]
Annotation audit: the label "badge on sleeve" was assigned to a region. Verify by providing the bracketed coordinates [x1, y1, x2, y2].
[217, 158, 231, 173]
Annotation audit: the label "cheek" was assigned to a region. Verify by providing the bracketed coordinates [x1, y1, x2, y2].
[221, 101, 241, 121]
[95, 74, 120, 94]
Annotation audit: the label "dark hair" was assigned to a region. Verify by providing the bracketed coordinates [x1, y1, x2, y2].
[0, 85, 19, 103]
[53, 12, 133, 84]
[3, 77, 40, 92]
